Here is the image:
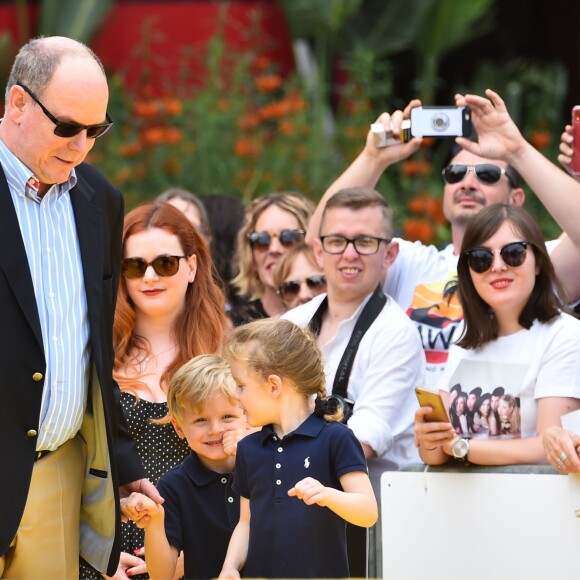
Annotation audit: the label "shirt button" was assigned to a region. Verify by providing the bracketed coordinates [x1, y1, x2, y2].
[272, 436, 277, 441]
[27, 429, 38, 437]
[49, 292, 55, 298]
[276, 479, 282, 485]
[276, 463, 281, 469]
[227, 497, 234, 503]
[32, 372, 43, 381]
[278, 447, 283, 452]
[221, 477, 227, 484]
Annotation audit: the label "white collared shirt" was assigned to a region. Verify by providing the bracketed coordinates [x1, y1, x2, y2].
[283, 292, 425, 469]
[0, 138, 90, 451]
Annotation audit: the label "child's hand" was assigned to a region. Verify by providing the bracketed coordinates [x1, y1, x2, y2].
[120, 492, 161, 528]
[222, 428, 246, 457]
[288, 477, 330, 507]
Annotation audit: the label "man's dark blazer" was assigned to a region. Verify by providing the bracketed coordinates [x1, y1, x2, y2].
[0, 162, 144, 575]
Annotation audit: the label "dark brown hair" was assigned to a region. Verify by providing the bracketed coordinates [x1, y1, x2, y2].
[457, 204, 566, 349]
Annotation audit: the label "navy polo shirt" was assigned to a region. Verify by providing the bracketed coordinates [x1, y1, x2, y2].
[156, 452, 239, 580]
[233, 413, 368, 579]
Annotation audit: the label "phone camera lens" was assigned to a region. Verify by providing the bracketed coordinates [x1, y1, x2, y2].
[431, 113, 450, 132]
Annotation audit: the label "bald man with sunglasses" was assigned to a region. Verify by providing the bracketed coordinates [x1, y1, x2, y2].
[307, 90, 580, 391]
[0, 37, 161, 578]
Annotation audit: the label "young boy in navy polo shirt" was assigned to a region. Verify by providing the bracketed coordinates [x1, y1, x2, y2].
[121, 354, 247, 580]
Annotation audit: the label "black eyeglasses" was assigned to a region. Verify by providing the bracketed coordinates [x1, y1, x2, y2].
[278, 275, 327, 301]
[121, 255, 185, 279]
[320, 235, 391, 255]
[464, 241, 530, 274]
[247, 229, 305, 249]
[442, 164, 508, 185]
[18, 82, 113, 139]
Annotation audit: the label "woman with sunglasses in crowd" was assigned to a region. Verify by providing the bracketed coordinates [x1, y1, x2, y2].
[228, 192, 314, 326]
[414, 203, 580, 466]
[273, 242, 327, 311]
[81, 202, 226, 579]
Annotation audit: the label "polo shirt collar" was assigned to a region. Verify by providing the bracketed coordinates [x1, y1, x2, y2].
[259, 413, 325, 445]
[182, 452, 232, 487]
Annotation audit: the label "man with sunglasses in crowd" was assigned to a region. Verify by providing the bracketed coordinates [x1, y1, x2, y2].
[307, 90, 580, 392]
[0, 36, 161, 578]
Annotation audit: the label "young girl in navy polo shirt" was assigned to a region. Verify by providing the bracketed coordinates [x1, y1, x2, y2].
[120, 354, 248, 580]
[219, 318, 378, 579]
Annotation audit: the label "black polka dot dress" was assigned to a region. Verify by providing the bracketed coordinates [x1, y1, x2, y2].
[80, 391, 190, 579]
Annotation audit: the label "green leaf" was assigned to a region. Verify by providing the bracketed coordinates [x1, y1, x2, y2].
[415, 0, 495, 58]
[277, 0, 363, 37]
[39, 0, 113, 43]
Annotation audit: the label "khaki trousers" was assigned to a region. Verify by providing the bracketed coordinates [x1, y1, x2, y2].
[0, 436, 86, 579]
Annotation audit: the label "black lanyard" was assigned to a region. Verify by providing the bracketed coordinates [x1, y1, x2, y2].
[308, 286, 387, 398]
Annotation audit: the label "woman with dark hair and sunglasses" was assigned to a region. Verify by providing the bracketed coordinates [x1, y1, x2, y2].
[273, 242, 327, 311]
[228, 192, 314, 326]
[414, 204, 580, 466]
[81, 202, 227, 579]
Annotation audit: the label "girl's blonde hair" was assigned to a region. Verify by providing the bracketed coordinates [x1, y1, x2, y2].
[223, 318, 343, 422]
[166, 354, 237, 424]
[232, 192, 315, 299]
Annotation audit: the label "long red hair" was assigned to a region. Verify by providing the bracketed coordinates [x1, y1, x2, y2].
[114, 202, 226, 390]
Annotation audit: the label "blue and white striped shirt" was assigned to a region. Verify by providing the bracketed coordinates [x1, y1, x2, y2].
[0, 138, 90, 451]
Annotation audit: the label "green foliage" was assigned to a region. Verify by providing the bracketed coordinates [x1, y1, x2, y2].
[39, 0, 113, 43]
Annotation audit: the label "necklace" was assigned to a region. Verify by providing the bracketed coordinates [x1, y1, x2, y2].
[139, 344, 177, 375]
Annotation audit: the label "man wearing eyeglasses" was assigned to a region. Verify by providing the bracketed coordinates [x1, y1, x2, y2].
[307, 90, 580, 392]
[284, 187, 425, 467]
[0, 36, 160, 578]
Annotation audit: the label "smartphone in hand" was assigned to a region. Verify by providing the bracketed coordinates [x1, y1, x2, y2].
[410, 106, 472, 138]
[415, 387, 450, 422]
[571, 106, 580, 175]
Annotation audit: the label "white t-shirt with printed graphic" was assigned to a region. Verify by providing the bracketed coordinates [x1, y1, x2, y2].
[383, 239, 460, 390]
[384, 237, 560, 391]
[437, 313, 580, 439]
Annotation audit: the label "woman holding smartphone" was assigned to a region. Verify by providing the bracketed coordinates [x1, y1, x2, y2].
[415, 204, 580, 466]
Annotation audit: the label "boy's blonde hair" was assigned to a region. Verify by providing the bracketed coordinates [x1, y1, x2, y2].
[167, 354, 237, 423]
[223, 318, 343, 422]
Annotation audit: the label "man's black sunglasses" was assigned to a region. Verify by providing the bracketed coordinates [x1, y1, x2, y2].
[442, 164, 508, 186]
[18, 82, 113, 139]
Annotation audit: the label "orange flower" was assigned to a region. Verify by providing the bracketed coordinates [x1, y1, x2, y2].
[253, 55, 271, 72]
[529, 131, 551, 149]
[420, 137, 436, 148]
[234, 138, 260, 158]
[402, 219, 435, 243]
[164, 127, 183, 145]
[255, 74, 283, 93]
[401, 159, 431, 176]
[141, 126, 166, 146]
[119, 140, 142, 157]
[279, 120, 295, 135]
[163, 98, 183, 116]
[134, 100, 160, 118]
[408, 195, 429, 214]
[238, 114, 261, 131]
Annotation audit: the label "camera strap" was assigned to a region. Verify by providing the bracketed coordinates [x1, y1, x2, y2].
[307, 285, 387, 399]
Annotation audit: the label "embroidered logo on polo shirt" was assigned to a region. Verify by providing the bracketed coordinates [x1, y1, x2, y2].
[304, 457, 310, 468]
